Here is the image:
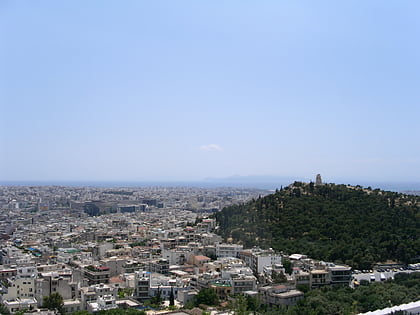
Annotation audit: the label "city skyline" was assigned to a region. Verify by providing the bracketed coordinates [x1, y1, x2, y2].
[1, 1, 420, 183]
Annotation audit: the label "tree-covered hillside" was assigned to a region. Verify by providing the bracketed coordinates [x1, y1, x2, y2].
[234, 272, 420, 315]
[215, 182, 420, 269]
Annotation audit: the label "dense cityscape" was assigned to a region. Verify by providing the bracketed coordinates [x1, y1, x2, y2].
[2, 1, 420, 314]
[0, 181, 418, 314]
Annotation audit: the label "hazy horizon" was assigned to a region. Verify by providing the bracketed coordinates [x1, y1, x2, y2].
[1, 1, 420, 183]
[2, 175, 420, 192]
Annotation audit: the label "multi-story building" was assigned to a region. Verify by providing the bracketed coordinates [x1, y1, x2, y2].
[209, 280, 233, 300]
[307, 264, 351, 288]
[231, 275, 256, 294]
[133, 270, 150, 301]
[83, 265, 110, 285]
[329, 265, 352, 286]
[294, 271, 310, 287]
[147, 259, 169, 275]
[100, 257, 128, 277]
[239, 248, 282, 275]
[161, 247, 193, 265]
[309, 269, 329, 288]
[122, 260, 146, 274]
[0, 246, 33, 265]
[80, 283, 117, 310]
[35, 271, 79, 305]
[1, 266, 37, 301]
[2, 274, 36, 301]
[190, 273, 216, 291]
[216, 244, 243, 258]
[0, 268, 17, 282]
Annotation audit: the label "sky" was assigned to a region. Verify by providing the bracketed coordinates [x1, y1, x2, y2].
[1, 1, 420, 183]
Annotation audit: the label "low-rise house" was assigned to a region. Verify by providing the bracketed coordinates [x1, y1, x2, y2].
[62, 299, 83, 314]
[87, 295, 118, 313]
[177, 289, 197, 305]
[258, 285, 303, 306]
[267, 289, 303, 306]
[191, 255, 211, 267]
[3, 297, 38, 313]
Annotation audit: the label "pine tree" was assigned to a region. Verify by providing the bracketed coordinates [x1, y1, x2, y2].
[169, 286, 175, 306]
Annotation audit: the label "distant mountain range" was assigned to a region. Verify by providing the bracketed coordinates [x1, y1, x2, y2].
[203, 175, 302, 189]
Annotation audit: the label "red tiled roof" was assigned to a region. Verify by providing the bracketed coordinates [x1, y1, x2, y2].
[110, 276, 124, 283]
[194, 255, 211, 261]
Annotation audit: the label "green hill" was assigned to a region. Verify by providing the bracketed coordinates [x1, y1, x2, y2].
[215, 182, 420, 269]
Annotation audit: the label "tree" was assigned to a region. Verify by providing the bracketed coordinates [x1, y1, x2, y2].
[296, 284, 310, 293]
[169, 286, 175, 306]
[146, 286, 162, 308]
[215, 183, 420, 269]
[245, 295, 261, 313]
[309, 182, 315, 193]
[43, 292, 64, 314]
[272, 273, 420, 315]
[194, 288, 219, 307]
[282, 259, 292, 275]
[231, 295, 248, 315]
[97, 310, 146, 315]
[118, 287, 134, 298]
[0, 303, 11, 315]
[272, 271, 287, 283]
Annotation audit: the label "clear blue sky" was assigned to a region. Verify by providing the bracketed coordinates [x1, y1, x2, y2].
[1, 1, 419, 183]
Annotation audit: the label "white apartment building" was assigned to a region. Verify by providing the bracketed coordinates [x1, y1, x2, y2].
[2, 297, 38, 313]
[216, 244, 243, 258]
[253, 254, 282, 274]
[162, 247, 194, 265]
[87, 295, 118, 313]
[239, 248, 282, 274]
[1, 266, 37, 301]
[35, 271, 79, 306]
[80, 283, 117, 310]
